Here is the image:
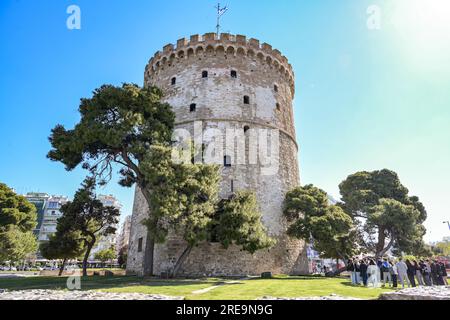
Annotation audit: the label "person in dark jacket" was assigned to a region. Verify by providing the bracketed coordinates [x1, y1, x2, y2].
[431, 260, 439, 285]
[440, 262, 448, 285]
[347, 259, 356, 284]
[377, 259, 384, 281]
[435, 260, 445, 286]
[406, 260, 416, 287]
[359, 259, 368, 286]
[354, 260, 361, 285]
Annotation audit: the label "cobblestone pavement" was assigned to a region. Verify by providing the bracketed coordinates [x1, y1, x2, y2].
[0, 289, 184, 300]
[380, 286, 450, 300]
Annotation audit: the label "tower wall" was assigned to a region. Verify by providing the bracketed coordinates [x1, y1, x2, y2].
[127, 33, 309, 276]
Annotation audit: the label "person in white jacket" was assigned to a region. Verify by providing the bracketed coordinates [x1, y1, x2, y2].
[367, 259, 380, 287]
[396, 258, 410, 288]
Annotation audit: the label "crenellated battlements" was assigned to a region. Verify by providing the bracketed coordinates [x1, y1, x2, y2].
[145, 33, 295, 92]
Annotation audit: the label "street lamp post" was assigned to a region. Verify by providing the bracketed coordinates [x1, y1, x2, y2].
[444, 221, 450, 231]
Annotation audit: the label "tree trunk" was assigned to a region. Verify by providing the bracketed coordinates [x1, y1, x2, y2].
[143, 231, 155, 277]
[59, 258, 67, 277]
[82, 241, 94, 277]
[171, 245, 193, 278]
[378, 234, 395, 258]
[376, 228, 386, 259]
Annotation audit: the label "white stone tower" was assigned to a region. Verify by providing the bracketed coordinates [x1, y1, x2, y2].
[127, 33, 308, 276]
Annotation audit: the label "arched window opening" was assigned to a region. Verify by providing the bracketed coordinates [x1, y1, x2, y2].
[202, 70, 208, 78]
[171, 77, 176, 85]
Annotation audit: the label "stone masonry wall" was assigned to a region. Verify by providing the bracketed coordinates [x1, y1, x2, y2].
[127, 33, 308, 276]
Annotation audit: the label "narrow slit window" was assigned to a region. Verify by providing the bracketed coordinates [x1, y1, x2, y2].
[231, 179, 234, 193]
[231, 70, 237, 78]
[190, 103, 197, 112]
[274, 84, 278, 92]
[137, 238, 143, 253]
[202, 70, 208, 78]
[224, 155, 232, 167]
[171, 77, 176, 85]
[243, 96, 250, 105]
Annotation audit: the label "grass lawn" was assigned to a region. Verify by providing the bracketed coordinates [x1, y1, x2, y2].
[0, 275, 395, 300]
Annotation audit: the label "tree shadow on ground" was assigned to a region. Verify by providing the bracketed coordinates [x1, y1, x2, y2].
[0, 276, 219, 291]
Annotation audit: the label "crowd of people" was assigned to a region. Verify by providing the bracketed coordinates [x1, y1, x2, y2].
[346, 257, 448, 288]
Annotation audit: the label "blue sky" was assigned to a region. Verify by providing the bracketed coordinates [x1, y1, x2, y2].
[1, 0, 449, 242]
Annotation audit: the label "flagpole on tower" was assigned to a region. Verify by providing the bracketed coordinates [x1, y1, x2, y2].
[215, 3, 229, 36]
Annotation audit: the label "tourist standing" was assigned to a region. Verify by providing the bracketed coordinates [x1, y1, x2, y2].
[406, 260, 416, 287]
[431, 260, 439, 285]
[440, 262, 448, 285]
[377, 259, 384, 282]
[414, 260, 424, 286]
[381, 258, 392, 287]
[396, 258, 410, 288]
[347, 259, 356, 284]
[421, 260, 432, 286]
[360, 259, 368, 286]
[390, 260, 398, 288]
[354, 259, 361, 285]
[367, 259, 379, 288]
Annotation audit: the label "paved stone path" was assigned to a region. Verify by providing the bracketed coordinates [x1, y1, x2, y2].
[191, 279, 246, 295]
[0, 289, 184, 300]
[380, 286, 450, 300]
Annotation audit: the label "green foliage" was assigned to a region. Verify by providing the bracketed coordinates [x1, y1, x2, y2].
[57, 178, 120, 275]
[284, 185, 356, 260]
[0, 183, 37, 233]
[171, 164, 221, 247]
[94, 247, 116, 264]
[47, 84, 175, 182]
[117, 245, 128, 267]
[339, 169, 428, 257]
[0, 226, 38, 263]
[47, 84, 175, 275]
[212, 191, 275, 254]
[0, 183, 38, 262]
[284, 184, 329, 222]
[432, 240, 450, 257]
[40, 231, 84, 262]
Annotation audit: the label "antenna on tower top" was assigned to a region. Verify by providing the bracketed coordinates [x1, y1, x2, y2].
[215, 2, 229, 36]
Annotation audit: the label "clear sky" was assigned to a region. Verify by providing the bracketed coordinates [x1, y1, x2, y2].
[1, 0, 449, 242]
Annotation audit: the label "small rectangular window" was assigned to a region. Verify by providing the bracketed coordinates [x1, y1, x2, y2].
[243, 96, 250, 105]
[202, 71, 208, 78]
[274, 84, 278, 92]
[231, 70, 237, 78]
[137, 238, 143, 252]
[171, 77, 176, 85]
[190, 103, 197, 112]
[224, 155, 232, 167]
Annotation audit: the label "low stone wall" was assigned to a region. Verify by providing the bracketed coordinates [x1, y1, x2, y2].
[0, 290, 184, 301]
[259, 294, 361, 301]
[39, 270, 126, 277]
[380, 286, 450, 300]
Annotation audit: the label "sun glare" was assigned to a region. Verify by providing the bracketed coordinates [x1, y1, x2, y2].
[388, 0, 450, 72]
